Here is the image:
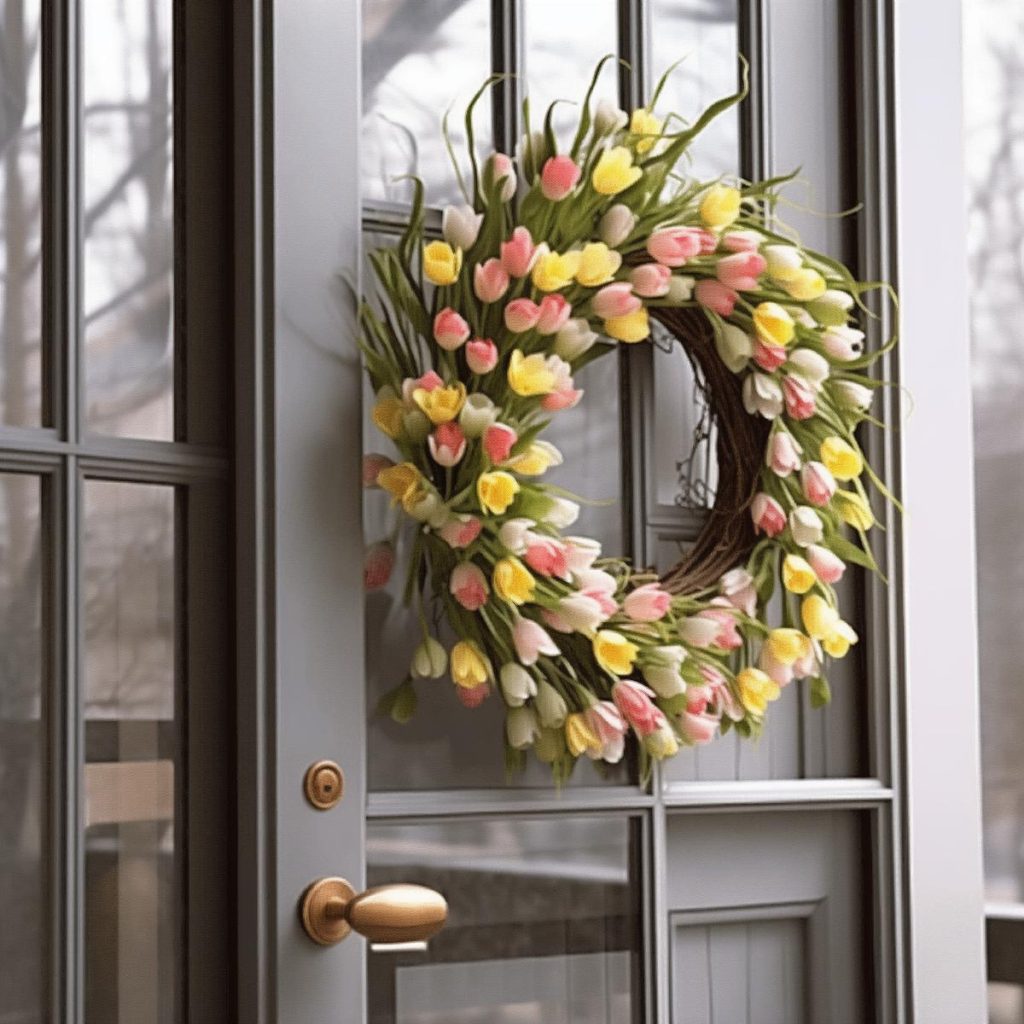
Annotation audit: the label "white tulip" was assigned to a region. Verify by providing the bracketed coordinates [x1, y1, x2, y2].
[594, 98, 628, 135]
[640, 645, 687, 698]
[832, 380, 873, 411]
[534, 679, 568, 728]
[764, 244, 803, 282]
[743, 372, 784, 419]
[554, 318, 599, 361]
[542, 497, 580, 529]
[406, 490, 444, 526]
[787, 348, 830, 389]
[499, 663, 537, 706]
[715, 323, 753, 373]
[411, 637, 447, 679]
[564, 536, 602, 573]
[821, 325, 865, 361]
[553, 593, 607, 633]
[679, 616, 721, 647]
[458, 393, 497, 438]
[789, 505, 824, 547]
[599, 203, 636, 247]
[808, 289, 854, 327]
[506, 706, 541, 749]
[441, 203, 483, 251]
[666, 275, 696, 303]
[498, 518, 536, 555]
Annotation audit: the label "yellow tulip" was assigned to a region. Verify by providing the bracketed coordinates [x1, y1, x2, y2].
[783, 267, 827, 301]
[506, 441, 561, 476]
[700, 184, 741, 229]
[592, 146, 643, 196]
[737, 667, 780, 716]
[413, 383, 466, 425]
[450, 640, 491, 689]
[493, 557, 536, 606]
[629, 107, 663, 154]
[644, 723, 680, 759]
[753, 301, 795, 347]
[423, 241, 462, 285]
[593, 629, 638, 676]
[823, 620, 858, 659]
[800, 594, 839, 640]
[532, 249, 582, 292]
[372, 397, 406, 439]
[377, 462, 422, 504]
[604, 307, 650, 343]
[782, 554, 816, 594]
[477, 471, 520, 515]
[834, 490, 874, 530]
[507, 350, 556, 396]
[575, 242, 622, 287]
[565, 712, 601, 757]
[765, 628, 812, 666]
[820, 437, 863, 481]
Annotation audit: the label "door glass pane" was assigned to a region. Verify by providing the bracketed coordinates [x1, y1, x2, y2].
[83, 0, 174, 439]
[0, 0, 43, 426]
[362, 0, 491, 208]
[0, 473, 44, 1022]
[83, 481, 177, 1024]
[966, 3, 1024, 1018]
[367, 815, 642, 1023]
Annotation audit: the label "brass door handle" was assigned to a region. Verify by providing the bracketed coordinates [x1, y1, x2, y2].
[300, 877, 447, 949]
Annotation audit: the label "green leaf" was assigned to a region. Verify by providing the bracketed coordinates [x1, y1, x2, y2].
[809, 676, 831, 709]
[377, 680, 418, 724]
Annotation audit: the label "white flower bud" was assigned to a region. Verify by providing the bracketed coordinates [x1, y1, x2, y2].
[594, 98, 628, 135]
[599, 203, 636, 247]
[554, 318, 599, 361]
[458, 393, 497, 438]
[441, 203, 483, 251]
[789, 505, 824, 547]
[715, 323, 753, 372]
[499, 663, 538, 707]
[665, 275, 696, 303]
[832, 380, 873, 411]
[411, 637, 447, 679]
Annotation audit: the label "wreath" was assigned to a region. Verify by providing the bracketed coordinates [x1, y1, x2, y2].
[360, 58, 895, 781]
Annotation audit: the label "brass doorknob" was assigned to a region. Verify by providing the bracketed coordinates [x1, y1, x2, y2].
[300, 877, 447, 948]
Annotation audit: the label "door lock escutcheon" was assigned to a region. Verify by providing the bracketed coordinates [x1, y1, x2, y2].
[303, 760, 344, 810]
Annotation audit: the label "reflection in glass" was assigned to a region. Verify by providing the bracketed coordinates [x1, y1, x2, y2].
[966, 5, 1024, 1021]
[83, 481, 177, 1024]
[83, 0, 174, 439]
[362, 0, 492, 207]
[0, 0, 43, 425]
[367, 816, 642, 1024]
[0, 474, 43, 1022]
[649, 0, 739, 183]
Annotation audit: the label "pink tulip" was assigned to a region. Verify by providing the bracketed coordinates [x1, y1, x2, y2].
[465, 338, 498, 374]
[695, 279, 738, 316]
[782, 374, 816, 420]
[474, 258, 510, 302]
[806, 544, 846, 584]
[541, 381, 583, 411]
[363, 541, 395, 590]
[792, 647, 819, 681]
[753, 340, 787, 371]
[428, 422, 467, 467]
[433, 308, 471, 351]
[767, 431, 802, 477]
[612, 679, 664, 737]
[500, 226, 538, 278]
[722, 230, 761, 252]
[680, 710, 719, 745]
[697, 229, 719, 254]
[456, 681, 490, 708]
[592, 281, 641, 319]
[415, 369, 444, 392]
[759, 648, 795, 687]
[524, 536, 570, 579]
[584, 701, 628, 762]
[695, 606, 742, 651]
[483, 423, 517, 463]
[800, 462, 837, 506]
[540, 155, 582, 200]
[576, 568, 619, 617]
[647, 226, 703, 267]
[450, 562, 489, 611]
[699, 663, 743, 722]
[630, 263, 671, 298]
[504, 298, 542, 333]
[536, 294, 572, 335]
[751, 493, 786, 537]
[487, 152, 517, 201]
[362, 452, 394, 488]
[716, 251, 766, 291]
[438, 515, 482, 549]
[512, 616, 559, 666]
[622, 582, 671, 622]
[719, 567, 757, 616]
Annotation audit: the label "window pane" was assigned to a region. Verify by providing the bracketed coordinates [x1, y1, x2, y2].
[0, 0, 43, 426]
[83, 481, 177, 1024]
[362, 0, 491, 208]
[367, 816, 643, 1023]
[83, 0, 174, 439]
[0, 473, 44, 1022]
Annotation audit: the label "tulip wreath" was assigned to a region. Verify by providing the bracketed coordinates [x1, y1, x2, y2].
[360, 58, 896, 781]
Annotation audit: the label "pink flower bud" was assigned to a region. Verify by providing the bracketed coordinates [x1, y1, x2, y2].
[363, 541, 395, 590]
[680, 710, 719, 745]
[800, 462, 837, 506]
[592, 281, 641, 319]
[782, 374, 816, 420]
[630, 262, 672, 298]
[612, 679, 664, 736]
[695, 279, 738, 316]
[362, 452, 394, 488]
[415, 369, 444, 392]
[646, 226, 703, 267]
[716, 251, 767, 291]
[697, 229, 719, 254]
[695, 606, 743, 650]
[721, 230, 761, 252]
[719, 568, 757, 616]
[541, 382, 583, 411]
[524, 536, 571, 578]
[473, 258, 511, 303]
[806, 544, 846, 584]
[456, 681, 490, 708]
[428, 421, 467, 467]
[433, 308, 471, 351]
[821, 325, 865, 361]
[512, 616, 559, 666]
[540, 155, 582, 200]
[585, 701, 628, 762]
[536, 294, 572, 336]
[465, 338, 498, 374]
[438, 514, 482, 549]
[766, 431, 802, 477]
[483, 423, 517, 463]
[622, 582, 672, 622]
[486, 152, 517, 201]
[504, 298, 542, 333]
[753, 340, 787, 371]
[751, 493, 786, 536]
[450, 562, 489, 611]
[500, 226, 538, 278]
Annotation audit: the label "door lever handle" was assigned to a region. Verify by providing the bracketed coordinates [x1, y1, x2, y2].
[300, 877, 447, 949]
